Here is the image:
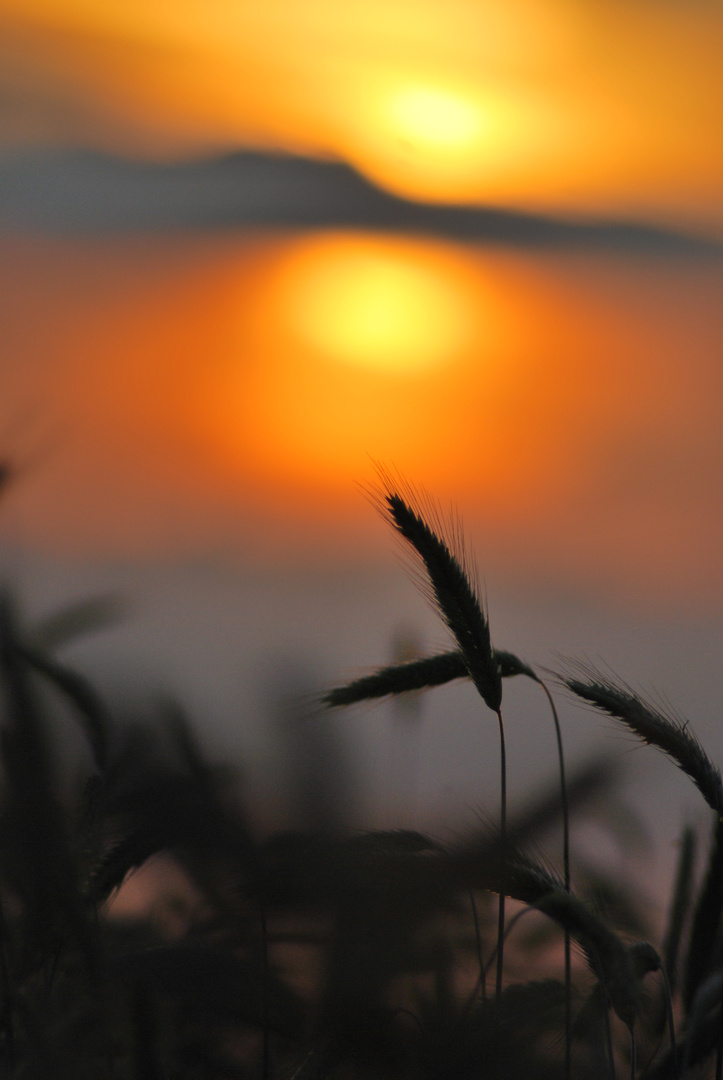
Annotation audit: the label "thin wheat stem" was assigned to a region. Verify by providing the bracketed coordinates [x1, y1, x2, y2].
[495, 707, 507, 1006]
[597, 960, 617, 1080]
[663, 827, 696, 997]
[0, 892, 15, 1070]
[482, 904, 538, 988]
[629, 1025, 637, 1080]
[657, 964, 679, 1080]
[260, 901, 271, 1080]
[535, 677, 571, 1080]
[685, 819, 723, 1010]
[717, 978, 723, 1080]
[535, 680, 570, 892]
[467, 889, 486, 1000]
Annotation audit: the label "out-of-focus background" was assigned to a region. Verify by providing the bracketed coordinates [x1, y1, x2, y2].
[1, 0, 721, 914]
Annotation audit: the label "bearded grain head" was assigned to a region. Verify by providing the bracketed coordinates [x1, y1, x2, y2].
[377, 482, 502, 715]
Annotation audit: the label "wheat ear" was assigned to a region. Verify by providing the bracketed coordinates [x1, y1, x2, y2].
[323, 647, 533, 709]
[535, 890, 642, 1031]
[323, 650, 467, 707]
[563, 671, 723, 817]
[373, 479, 501, 713]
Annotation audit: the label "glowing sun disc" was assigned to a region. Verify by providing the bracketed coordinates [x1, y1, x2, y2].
[388, 85, 483, 152]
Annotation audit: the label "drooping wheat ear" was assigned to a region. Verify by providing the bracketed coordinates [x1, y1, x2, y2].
[629, 941, 678, 1076]
[17, 642, 109, 773]
[374, 481, 502, 714]
[535, 890, 642, 1032]
[563, 670, 723, 818]
[323, 647, 532, 709]
[323, 650, 467, 707]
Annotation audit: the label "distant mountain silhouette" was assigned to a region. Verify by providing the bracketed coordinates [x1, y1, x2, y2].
[1, 147, 720, 254]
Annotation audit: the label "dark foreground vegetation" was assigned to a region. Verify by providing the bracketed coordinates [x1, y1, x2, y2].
[0, 474, 720, 1079]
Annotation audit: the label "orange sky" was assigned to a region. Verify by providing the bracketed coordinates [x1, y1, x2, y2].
[1, 0, 722, 231]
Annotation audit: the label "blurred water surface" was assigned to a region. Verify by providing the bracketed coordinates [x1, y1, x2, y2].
[1, 228, 720, 611]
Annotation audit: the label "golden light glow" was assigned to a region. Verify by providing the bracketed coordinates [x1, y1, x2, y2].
[272, 233, 475, 373]
[387, 85, 483, 153]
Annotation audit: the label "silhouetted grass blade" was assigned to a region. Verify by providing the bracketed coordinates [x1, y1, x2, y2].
[664, 826, 696, 996]
[684, 819, 723, 1012]
[30, 595, 124, 652]
[17, 642, 109, 773]
[0, 593, 97, 979]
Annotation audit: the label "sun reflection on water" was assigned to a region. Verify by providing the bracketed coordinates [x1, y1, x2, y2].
[271, 232, 477, 374]
[1, 230, 721, 606]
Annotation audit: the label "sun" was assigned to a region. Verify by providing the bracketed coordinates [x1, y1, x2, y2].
[388, 85, 484, 153]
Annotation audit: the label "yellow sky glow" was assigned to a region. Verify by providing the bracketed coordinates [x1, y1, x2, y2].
[388, 86, 483, 152]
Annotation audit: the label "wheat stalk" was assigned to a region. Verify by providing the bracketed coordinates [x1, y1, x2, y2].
[370, 472, 509, 1006]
